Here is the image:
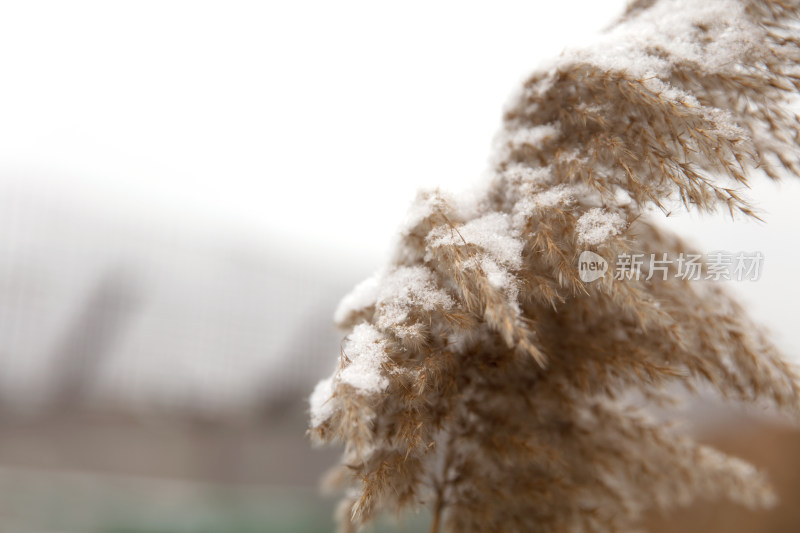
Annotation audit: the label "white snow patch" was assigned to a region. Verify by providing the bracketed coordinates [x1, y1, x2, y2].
[516, 72, 558, 115]
[701, 107, 746, 140]
[458, 254, 520, 305]
[339, 323, 390, 394]
[576, 208, 626, 246]
[334, 271, 381, 325]
[397, 189, 452, 235]
[493, 123, 561, 166]
[309, 377, 337, 427]
[336, 266, 454, 338]
[512, 185, 578, 230]
[503, 164, 551, 184]
[641, 77, 700, 107]
[531, 185, 576, 209]
[563, 0, 753, 80]
[506, 123, 561, 149]
[375, 266, 454, 338]
[427, 212, 524, 270]
[480, 256, 520, 302]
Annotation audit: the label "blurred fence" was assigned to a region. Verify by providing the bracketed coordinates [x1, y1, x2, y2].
[0, 178, 360, 417]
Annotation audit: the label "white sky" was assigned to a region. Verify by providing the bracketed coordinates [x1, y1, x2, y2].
[0, 0, 798, 362]
[0, 0, 627, 257]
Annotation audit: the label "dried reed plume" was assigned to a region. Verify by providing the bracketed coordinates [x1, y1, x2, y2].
[309, 1, 800, 531]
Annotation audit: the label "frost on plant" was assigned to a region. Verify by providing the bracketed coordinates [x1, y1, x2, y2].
[308, 1, 800, 532]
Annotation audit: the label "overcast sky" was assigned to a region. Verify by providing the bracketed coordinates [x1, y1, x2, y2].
[0, 0, 630, 255]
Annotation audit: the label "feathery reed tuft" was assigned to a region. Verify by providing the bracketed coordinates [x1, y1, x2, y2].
[309, 1, 800, 531]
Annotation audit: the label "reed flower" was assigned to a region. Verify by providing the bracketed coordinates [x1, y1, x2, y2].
[309, 1, 800, 531]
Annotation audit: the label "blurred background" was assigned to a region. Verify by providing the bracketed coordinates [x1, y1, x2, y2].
[0, 1, 798, 531]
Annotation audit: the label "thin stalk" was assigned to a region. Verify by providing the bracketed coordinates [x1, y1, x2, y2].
[430, 432, 455, 533]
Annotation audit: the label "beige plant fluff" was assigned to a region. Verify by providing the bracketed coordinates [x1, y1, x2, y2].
[308, 1, 800, 531]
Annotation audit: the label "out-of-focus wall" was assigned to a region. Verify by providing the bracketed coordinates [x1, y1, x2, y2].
[0, 177, 361, 415]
